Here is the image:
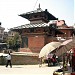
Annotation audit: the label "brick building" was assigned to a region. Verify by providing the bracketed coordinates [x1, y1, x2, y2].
[56, 20, 74, 40]
[0, 22, 5, 42]
[11, 6, 63, 53]
[7, 6, 75, 65]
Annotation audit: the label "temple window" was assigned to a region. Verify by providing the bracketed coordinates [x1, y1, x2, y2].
[21, 36, 28, 48]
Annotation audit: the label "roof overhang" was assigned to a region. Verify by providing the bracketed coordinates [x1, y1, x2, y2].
[19, 9, 58, 21]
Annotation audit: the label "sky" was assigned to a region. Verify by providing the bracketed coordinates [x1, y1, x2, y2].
[0, 0, 74, 31]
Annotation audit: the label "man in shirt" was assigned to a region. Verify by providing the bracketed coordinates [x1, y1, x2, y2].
[6, 53, 12, 68]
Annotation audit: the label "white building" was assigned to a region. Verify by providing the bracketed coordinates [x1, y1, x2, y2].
[0, 23, 5, 42]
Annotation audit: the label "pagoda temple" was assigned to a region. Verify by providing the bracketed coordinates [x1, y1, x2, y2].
[11, 6, 63, 53]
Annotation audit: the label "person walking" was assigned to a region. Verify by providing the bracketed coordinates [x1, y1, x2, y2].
[6, 53, 12, 68]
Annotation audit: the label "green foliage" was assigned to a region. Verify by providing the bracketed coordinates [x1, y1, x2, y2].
[6, 32, 21, 51]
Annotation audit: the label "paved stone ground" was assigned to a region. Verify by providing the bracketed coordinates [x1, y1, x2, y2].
[0, 64, 61, 75]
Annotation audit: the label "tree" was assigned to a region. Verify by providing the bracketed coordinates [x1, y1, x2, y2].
[6, 32, 22, 51]
[13, 33, 21, 51]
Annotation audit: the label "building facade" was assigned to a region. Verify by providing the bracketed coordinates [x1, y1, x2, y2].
[11, 6, 63, 53]
[56, 20, 74, 41]
[0, 22, 5, 42]
[9, 6, 75, 65]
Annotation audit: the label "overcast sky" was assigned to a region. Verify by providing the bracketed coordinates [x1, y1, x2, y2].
[0, 0, 74, 31]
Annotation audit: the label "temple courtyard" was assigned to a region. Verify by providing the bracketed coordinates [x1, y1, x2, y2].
[0, 64, 61, 75]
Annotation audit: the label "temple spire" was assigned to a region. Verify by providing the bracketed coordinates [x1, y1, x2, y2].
[37, 3, 41, 10]
[39, 3, 40, 9]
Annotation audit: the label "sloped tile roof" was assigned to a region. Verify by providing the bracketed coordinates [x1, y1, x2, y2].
[12, 23, 49, 29]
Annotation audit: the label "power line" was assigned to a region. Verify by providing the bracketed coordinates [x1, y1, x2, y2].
[33, 0, 38, 10]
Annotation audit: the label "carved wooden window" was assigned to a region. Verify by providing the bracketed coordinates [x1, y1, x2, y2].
[21, 36, 28, 48]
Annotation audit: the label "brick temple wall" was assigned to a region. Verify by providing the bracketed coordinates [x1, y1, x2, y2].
[28, 35, 45, 53]
[0, 55, 39, 65]
[19, 35, 46, 53]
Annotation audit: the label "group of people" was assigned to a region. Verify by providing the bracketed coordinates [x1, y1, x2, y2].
[39, 53, 57, 67]
[47, 53, 57, 66]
